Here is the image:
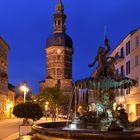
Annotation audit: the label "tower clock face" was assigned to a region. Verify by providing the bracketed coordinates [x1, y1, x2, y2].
[57, 49, 62, 54]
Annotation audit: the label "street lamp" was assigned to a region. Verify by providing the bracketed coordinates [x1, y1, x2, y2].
[20, 81, 29, 103]
[45, 102, 49, 111]
[45, 102, 50, 118]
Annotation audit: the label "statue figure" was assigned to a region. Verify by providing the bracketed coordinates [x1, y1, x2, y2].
[88, 37, 110, 77]
[89, 37, 120, 77]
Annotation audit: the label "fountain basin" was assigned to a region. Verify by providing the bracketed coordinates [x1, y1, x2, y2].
[32, 122, 140, 140]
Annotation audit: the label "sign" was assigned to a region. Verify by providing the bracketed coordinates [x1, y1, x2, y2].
[19, 125, 32, 137]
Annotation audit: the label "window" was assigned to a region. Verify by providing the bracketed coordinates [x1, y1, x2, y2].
[126, 61, 130, 75]
[121, 47, 124, 58]
[58, 20, 61, 26]
[126, 41, 131, 56]
[135, 36, 139, 46]
[62, 20, 64, 26]
[121, 65, 124, 77]
[55, 20, 57, 25]
[57, 68, 61, 75]
[116, 69, 119, 76]
[136, 104, 140, 116]
[115, 52, 119, 58]
[57, 55, 61, 61]
[120, 88, 123, 96]
[126, 104, 130, 114]
[135, 55, 139, 66]
[135, 77, 139, 86]
[126, 87, 130, 95]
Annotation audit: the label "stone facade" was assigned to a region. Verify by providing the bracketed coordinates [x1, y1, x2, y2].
[40, 0, 73, 92]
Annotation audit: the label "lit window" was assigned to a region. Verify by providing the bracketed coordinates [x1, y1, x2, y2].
[136, 104, 140, 116]
[126, 104, 130, 114]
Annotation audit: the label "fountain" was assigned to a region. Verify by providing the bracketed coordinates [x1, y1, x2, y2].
[32, 37, 140, 139]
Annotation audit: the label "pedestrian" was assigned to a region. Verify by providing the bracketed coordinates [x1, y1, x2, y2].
[51, 110, 56, 122]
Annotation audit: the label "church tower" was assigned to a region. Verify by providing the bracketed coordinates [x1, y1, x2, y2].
[40, 0, 73, 92]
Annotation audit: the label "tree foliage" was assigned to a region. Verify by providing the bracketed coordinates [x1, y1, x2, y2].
[13, 102, 43, 121]
[36, 87, 69, 112]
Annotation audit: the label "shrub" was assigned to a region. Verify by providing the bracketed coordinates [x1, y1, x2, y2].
[13, 102, 43, 124]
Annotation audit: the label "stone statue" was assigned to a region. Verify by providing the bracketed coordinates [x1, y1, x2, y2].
[88, 37, 111, 77]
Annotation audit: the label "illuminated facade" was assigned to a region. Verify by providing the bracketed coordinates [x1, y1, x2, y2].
[40, 0, 73, 93]
[0, 37, 15, 119]
[7, 84, 15, 118]
[0, 37, 9, 119]
[109, 27, 140, 121]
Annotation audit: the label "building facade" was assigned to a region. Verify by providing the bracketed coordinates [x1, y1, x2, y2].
[0, 37, 16, 119]
[0, 37, 9, 119]
[109, 27, 140, 122]
[7, 84, 15, 118]
[40, 0, 73, 93]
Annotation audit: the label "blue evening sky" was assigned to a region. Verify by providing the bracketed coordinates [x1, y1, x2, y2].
[0, 0, 139, 93]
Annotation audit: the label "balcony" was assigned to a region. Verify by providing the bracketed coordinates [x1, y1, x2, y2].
[115, 54, 124, 63]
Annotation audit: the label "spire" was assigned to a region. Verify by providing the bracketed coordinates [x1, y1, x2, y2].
[53, 0, 66, 33]
[56, 0, 64, 13]
[58, 0, 63, 5]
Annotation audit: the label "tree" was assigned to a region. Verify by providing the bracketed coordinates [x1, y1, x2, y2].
[13, 102, 43, 124]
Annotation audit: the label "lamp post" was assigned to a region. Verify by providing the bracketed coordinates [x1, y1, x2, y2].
[20, 81, 29, 103]
[45, 102, 49, 111]
[45, 102, 49, 118]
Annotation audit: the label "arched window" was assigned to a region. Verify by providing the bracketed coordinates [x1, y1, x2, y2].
[55, 20, 57, 25]
[57, 80, 61, 88]
[58, 20, 61, 26]
[57, 68, 61, 75]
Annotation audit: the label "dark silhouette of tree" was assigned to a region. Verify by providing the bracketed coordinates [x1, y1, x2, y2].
[13, 102, 43, 125]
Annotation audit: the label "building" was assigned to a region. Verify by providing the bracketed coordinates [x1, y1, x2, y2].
[7, 84, 15, 118]
[109, 27, 140, 122]
[0, 37, 9, 119]
[0, 37, 17, 119]
[40, 0, 73, 93]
